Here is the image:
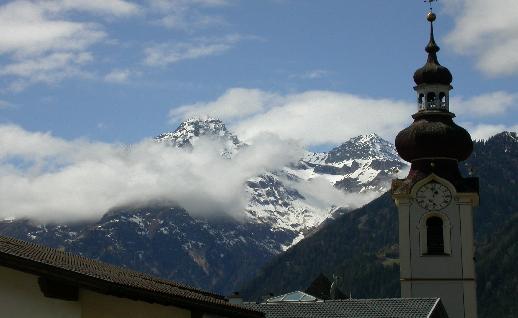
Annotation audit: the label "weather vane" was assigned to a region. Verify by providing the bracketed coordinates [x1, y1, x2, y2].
[425, 0, 438, 11]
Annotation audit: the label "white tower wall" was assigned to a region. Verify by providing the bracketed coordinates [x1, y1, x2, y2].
[394, 175, 478, 318]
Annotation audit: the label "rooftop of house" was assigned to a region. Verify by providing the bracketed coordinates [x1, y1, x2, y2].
[243, 298, 449, 318]
[0, 235, 263, 318]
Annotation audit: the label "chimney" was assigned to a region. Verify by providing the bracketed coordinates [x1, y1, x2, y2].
[261, 293, 274, 303]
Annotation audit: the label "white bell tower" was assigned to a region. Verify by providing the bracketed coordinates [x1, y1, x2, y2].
[391, 10, 479, 318]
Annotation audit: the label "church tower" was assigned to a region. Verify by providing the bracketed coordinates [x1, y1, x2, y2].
[391, 10, 479, 318]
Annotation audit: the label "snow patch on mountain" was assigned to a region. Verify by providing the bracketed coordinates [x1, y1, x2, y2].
[303, 152, 328, 165]
[245, 173, 332, 234]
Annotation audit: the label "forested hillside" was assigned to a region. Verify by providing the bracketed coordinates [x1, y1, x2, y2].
[477, 214, 518, 318]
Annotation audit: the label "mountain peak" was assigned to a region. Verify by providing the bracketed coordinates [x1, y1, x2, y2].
[493, 131, 517, 142]
[326, 134, 399, 164]
[155, 117, 242, 150]
[350, 133, 384, 144]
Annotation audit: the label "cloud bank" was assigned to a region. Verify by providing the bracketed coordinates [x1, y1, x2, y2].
[0, 124, 303, 222]
[2, 86, 516, 222]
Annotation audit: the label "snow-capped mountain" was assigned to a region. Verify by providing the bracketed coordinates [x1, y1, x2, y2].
[154, 118, 337, 246]
[155, 118, 405, 241]
[0, 118, 406, 294]
[292, 134, 404, 193]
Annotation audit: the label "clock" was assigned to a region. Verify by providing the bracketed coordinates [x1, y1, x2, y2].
[416, 182, 452, 210]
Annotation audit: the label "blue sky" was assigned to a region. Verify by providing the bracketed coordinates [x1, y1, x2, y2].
[0, 0, 517, 221]
[0, 0, 517, 145]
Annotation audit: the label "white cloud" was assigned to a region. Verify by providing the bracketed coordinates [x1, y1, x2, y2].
[148, 0, 229, 30]
[452, 91, 518, 117]
[149, 0, 230, 9]
[0, 0, 139, 91]
[0, 124, 305, 222]
[103, 68, 132, 83]
[0, 52, 93, 91]
[293, 69, 329, 80]
[53, 0, 141, 17]
[170, 88, 281, 122]
[445, 0, 518, 76]
[0, 1, 105, 56]
[144, 34, 244, 66]
[462, 122, 518, 141]
[288, 176, 379, 211]
[170, 88, 414, 146]
[233, 91, 413, 146]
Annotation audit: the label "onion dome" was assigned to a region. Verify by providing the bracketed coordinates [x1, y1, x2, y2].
[413, 12, 452, 86]
[395, 112, 473, 162]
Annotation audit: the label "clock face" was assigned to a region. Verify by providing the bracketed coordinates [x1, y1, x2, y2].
[416, 182, 452, 210]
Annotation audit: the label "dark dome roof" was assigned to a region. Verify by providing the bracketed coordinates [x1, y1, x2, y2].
[413, 59, 452, 86]
[395, 112, 473, 162]
[413, 19, 452, 86]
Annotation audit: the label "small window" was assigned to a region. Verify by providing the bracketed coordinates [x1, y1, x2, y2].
[439, 92, 447, 108]
[426, 217, 444, 255]
[418, 94, 424, 109]
[426, 92, 437, 108]
[418, 212, 451, 256]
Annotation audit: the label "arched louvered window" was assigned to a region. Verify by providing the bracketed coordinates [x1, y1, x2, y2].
[418, 94, 425, 109]
[426, 92, 437, 108]
[439, 92, 447, 108]
[426, 217, 444, 255]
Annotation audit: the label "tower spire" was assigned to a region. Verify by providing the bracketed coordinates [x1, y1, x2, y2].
[413, 11, 453, 111]
[425, 11, 440, 60]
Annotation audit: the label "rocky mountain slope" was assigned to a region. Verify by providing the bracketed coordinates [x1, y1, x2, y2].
[293, 134, 403, 193]
[0, 118, 406, 294]
[239, 132, 518, 318]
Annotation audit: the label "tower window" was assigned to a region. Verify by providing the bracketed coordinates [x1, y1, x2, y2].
[439, 92, 447, 108]
[418, 94, 424, 109]
[426, 92, 437, 108]
[418, 211, 452, 256]
[426, 217, 444, 255]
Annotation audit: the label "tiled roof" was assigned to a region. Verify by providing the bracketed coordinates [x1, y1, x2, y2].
[244, 298, 448, 318]
[0, 235, 262, 318]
